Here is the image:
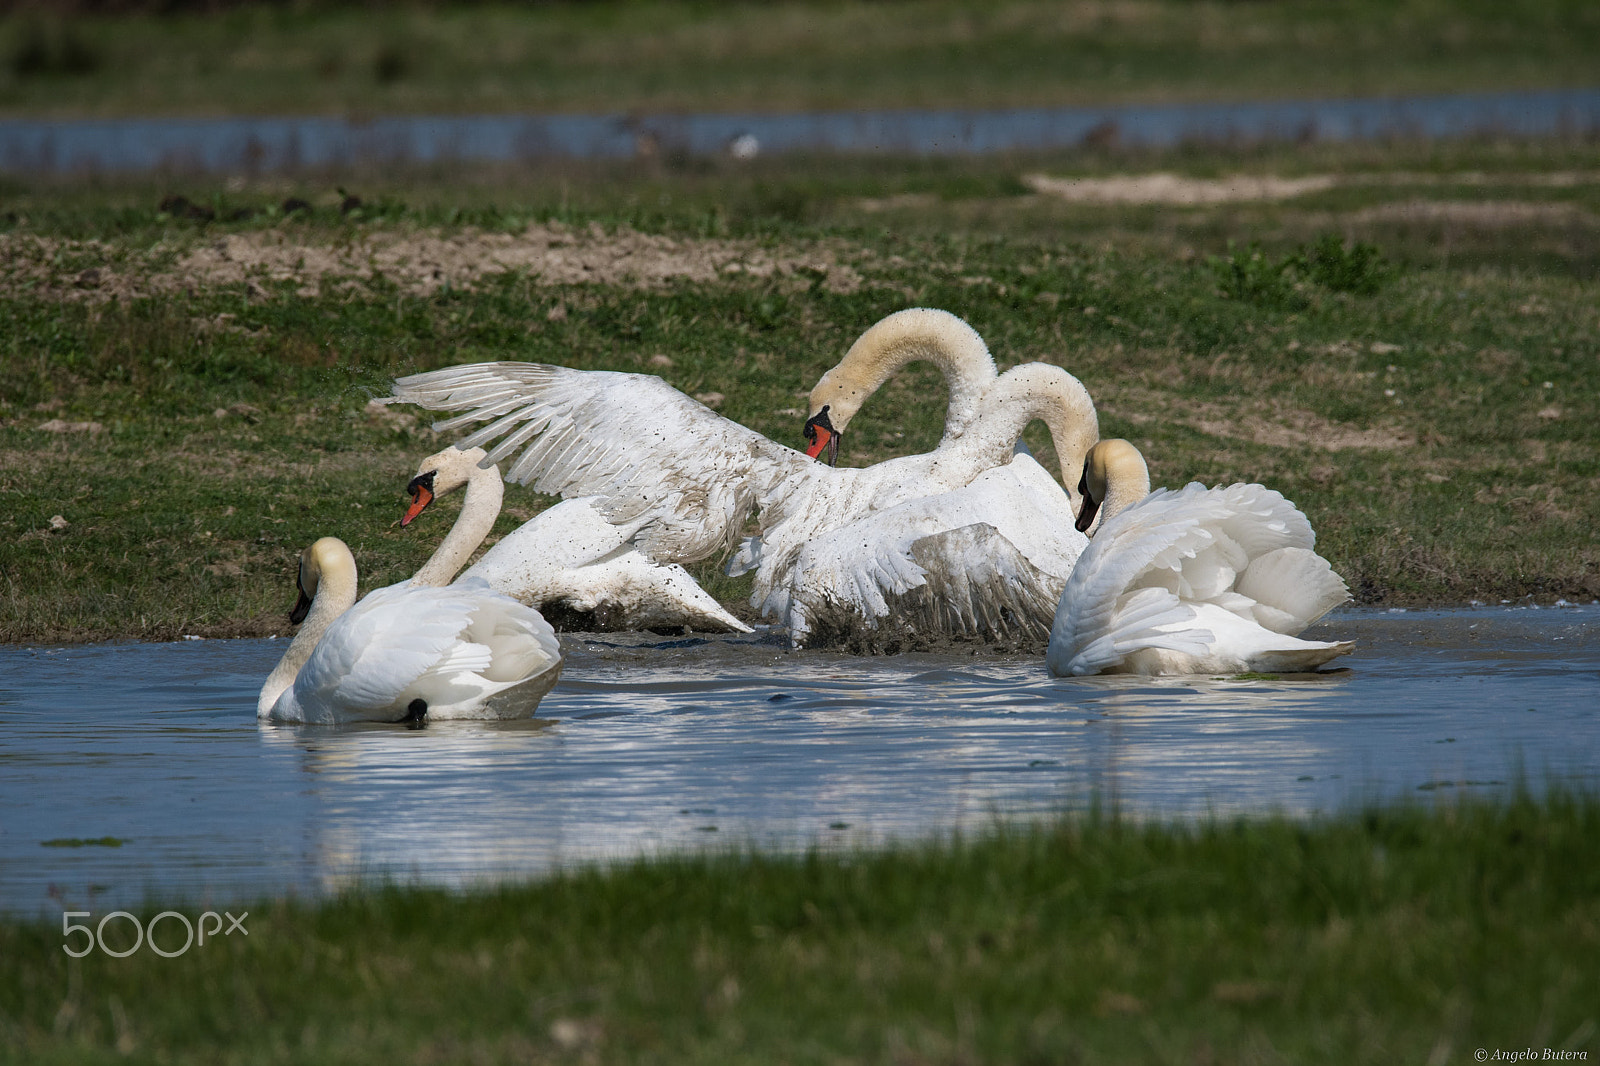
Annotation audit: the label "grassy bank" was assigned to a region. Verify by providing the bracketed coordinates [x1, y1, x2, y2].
[2, 796, 1597, 1063]
[3, 142, 1598, 643]
[2, 0, 1597, 119]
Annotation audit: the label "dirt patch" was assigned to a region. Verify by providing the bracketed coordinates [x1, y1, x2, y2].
[1024, 172, 1338, 204]
[0, 235, 152, 304]
[0, 222, 864, 302]
[1024, 171, 1600, 206]
[1101, 385, 1413, 451]
[1344, 200, 1596, 229]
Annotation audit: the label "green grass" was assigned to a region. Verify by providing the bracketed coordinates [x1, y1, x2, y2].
[2, 142, 1598, 641]
[1, 0, 1598, 119]
[2, 795, 1597, 1063]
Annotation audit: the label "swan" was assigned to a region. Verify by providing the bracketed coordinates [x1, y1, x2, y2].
[777, 308, 1090, 647]
[802, 306, 999, 461]
[381, 323, 1100, 588]
[1046, 440, 1354, 676]
[401, 445, 751, 633]
[257, 536, 563, 724]
[777, 445, 1086, 647]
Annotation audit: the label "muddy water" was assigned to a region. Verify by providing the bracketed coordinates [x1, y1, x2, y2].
[1, 606, 1596, 916]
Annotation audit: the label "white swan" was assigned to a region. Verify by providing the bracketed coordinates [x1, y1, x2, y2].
[777, 446, 1086, 647]
[402, 445, 751, 633]
[777, 309, 1090, 647]
[382, 321, 1100, 595]
[1046, 440, 1354, 676]
[257, 537, 562, 724]
[803, 306, 999, 459]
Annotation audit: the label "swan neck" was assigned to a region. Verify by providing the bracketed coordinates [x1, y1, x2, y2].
[968, 366, 1099, 509]
[411, 464, 503, 586]
[1100, 453, 1152, 524]
[256, 555, 359, 716]
[813, 309, 995, 438]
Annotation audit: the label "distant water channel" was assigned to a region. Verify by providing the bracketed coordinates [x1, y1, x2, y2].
[4, 88, 1598, 174]
[2, 606, 1597, 917]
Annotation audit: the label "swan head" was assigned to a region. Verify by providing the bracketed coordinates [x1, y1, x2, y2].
[803, 405, 839, 465]
[1075, 439, 1149, 533]
[806, 308, 995, 459]
[806, 368, 869, 449]
[402, 445, 493, 526]
[291, 536, 353, 622]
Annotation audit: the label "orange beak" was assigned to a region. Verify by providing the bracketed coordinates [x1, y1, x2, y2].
[401, 471, 436, 527]
[803, 406, 839, 466]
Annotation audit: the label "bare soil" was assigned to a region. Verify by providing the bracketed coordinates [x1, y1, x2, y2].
[1099, 384, 1414, 452]
[0, 222, 866, 302]
[1023, 170, 1600, 206]
[1023, 172, 1339, 204]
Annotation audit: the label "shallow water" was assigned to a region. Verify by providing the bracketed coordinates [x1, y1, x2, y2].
[2, 606, 1597, 916]
[3, 88, 1597, 173]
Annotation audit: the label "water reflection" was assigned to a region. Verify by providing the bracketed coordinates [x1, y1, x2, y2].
[1, 607, 1596, 915]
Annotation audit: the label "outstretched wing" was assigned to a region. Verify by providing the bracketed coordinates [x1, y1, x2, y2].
[386, 362, 805, 563]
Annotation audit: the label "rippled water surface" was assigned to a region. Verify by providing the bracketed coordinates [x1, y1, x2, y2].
[2, 607, 1596, 916]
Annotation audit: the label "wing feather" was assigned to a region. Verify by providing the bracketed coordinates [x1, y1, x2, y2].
[1048, 481, 1350, 675]
[1047, 488, 1224, 675]
[387, 362, 806, 563]
[782, 461, 1081, 647]
[293, 582, 476, 715]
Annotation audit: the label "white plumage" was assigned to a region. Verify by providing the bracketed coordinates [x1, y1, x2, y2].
[384, 334, 1099, 629]
[258, 537, 562, 724]
[777, 447, 1087, 647]
[778, 308, 1089, 647]
[391, 362, 792, 565]
[1046, 442, 1353, 676]
[404, 446, 749, 633]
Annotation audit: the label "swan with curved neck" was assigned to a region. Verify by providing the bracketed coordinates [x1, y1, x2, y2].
[401, 445, 750, 632]
[383, 314, 1098, 571]
[741, 359, 1099, 635]
[804, 307, 997, 463]
[258, 536, 562, 723]
[258, 537, 358, 718]
[1047, 440, 1354, 676]
[1074, 437, 1154, 534]
[765, 307, 1099, 645]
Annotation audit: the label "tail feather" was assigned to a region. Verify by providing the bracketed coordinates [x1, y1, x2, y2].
[1237, 547, 1350, 634]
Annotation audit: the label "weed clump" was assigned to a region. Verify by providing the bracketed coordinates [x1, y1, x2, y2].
[8, 21, 100, 79]
[1209, 233, 1394, 306]
[1209, 241, 1304, 307]
[1302, 233, 1393, 295]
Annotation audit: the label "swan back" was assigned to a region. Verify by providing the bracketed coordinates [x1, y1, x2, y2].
[781, 455, 1086, 648]
[1047, 478, 1352, 676]
[259, 538, 563, 723]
